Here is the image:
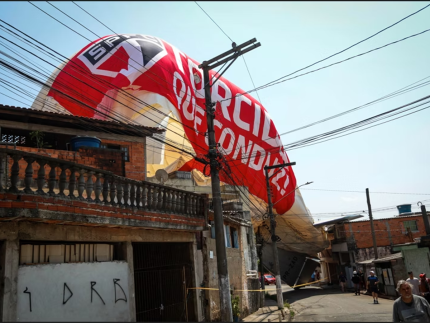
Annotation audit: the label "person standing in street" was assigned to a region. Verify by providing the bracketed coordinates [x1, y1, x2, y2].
[419, 273, 430, 303]
[352, 271, 361, 295]
[406, 271, 420, 296]
[358, 269, 366, 292]
[393, 280, 430, 322]
[339, 272, 347, 292]
[367, 270, 379, 304]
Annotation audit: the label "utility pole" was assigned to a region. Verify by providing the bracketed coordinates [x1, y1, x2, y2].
[264, 162, 296, 309]
[366, 188, 378, 260]
[256, 226, 265, 307]
[198, 38, 260, 322]
[419, 202, 430, 235]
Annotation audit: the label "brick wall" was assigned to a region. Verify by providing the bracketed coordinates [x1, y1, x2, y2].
[343, 215, 426, 249]
[1, 138, 145, 180]
[99, 139, 146, 181]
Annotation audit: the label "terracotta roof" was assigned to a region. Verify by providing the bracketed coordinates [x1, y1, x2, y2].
[0, 104, 165, 137]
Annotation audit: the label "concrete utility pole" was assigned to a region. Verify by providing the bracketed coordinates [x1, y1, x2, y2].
[264, 162, 296, 309]
[366, 188, 378, 260]
[198, 38, 260, 322]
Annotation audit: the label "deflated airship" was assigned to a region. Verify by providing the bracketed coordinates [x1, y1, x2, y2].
[32, 34, 329, 286]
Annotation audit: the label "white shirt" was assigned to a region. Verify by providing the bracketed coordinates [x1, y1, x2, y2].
[407, 277, 421, 295]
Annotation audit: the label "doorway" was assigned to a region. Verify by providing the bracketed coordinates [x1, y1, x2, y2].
[133, 242, 195, 322]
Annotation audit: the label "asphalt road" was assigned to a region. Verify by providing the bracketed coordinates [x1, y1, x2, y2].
[288, 287, 394, 322]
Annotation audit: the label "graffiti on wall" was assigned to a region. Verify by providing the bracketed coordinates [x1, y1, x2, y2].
[17, 262, 130, 322]
[22, 279, 127, 312]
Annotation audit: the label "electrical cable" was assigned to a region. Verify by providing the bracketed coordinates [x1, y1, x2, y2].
[0, 18, 208, 151]
[218, 26, 430, 103]
[258, 3, 430, 88]
[0, 34, 205, 154]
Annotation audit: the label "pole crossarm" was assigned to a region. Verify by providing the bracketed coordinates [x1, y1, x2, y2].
[198, 38, 257, 68]
[265, 162, 296, 180]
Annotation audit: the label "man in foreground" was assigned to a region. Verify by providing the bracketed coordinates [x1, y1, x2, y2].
[393, 280, 430, 322]
[367, 270, 379, 304]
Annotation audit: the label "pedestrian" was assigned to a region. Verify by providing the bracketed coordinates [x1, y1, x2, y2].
[367, 270, 379, 304]
[393, 279, 430, 322]
[358, 269, 366, 292]
[339, 272, 347, 292]
[311, 270, 316, 282]
[419, 273, 430, 303]
[352, 271, 361, 295]
[406, 271, 420, 296]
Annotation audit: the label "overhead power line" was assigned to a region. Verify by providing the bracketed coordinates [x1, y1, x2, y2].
[194, 1, 263, 103]
[219, 26, 430, 102]
[300, 188, 430, 195]
[260, 3, 430, 88]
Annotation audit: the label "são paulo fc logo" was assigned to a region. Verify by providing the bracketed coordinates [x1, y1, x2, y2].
[78, 34, 167, 83]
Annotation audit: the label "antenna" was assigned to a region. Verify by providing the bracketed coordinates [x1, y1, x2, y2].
[155, 169, 168, 185]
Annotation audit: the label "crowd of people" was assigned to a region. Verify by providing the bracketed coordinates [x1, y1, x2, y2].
[336, 269, 430, 321]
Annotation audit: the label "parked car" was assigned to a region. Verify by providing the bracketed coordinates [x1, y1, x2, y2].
[264, 274, 276, 285]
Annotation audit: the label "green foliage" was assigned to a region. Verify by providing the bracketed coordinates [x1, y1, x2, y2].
[29, 131, 51, 148]
[284, 301, 290, 309]
[290, 310, 295, 318]
[231, 296, 240, 317]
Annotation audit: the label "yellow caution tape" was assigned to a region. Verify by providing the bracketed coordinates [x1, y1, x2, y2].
[187, 273, 337, 293]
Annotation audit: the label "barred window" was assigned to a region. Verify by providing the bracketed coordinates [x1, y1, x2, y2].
[403, 220, 418, 232]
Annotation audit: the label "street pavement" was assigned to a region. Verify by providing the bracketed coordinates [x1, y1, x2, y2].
[243, 285, 394, 322]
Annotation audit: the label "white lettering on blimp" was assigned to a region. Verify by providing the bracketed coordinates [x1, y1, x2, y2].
[171, 56, 290, 196]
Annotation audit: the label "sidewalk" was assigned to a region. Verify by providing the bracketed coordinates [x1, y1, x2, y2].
[242, 299, 292, 322]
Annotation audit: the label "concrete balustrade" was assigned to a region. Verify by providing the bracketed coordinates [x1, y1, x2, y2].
[0, 148, 205, 218]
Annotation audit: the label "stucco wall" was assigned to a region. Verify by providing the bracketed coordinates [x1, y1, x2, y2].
[16, 261, 130, 322]
[403, 248, 430, 278]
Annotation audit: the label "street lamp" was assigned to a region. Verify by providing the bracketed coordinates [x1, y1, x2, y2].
[273, 181, 314, 207]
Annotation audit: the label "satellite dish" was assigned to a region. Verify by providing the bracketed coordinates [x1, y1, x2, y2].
[155, 169, 168, 185]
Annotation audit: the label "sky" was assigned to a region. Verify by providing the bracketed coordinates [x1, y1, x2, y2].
[1, 1, 429, 221]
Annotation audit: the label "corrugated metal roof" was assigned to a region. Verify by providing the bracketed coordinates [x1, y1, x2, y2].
[351, 212, 429, 223]
[0, 104, 164, 136]
[373, 252, 403, 263]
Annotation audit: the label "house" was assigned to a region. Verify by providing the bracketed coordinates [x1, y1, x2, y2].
[0, 104, 208, 322]
[318, 208, 430, 293]
[146, 166, 260, 321]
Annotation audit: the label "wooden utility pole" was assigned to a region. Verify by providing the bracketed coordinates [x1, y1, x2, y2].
[256, 226, 265, 307]
[264, 162, 296, 309]
[366, 188, 378, 260]
[419, 203, 430, 235]
[199, 38, 260, 322]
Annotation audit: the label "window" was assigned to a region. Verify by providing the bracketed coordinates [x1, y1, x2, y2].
[403, 220, 418, 232]
[1, 133, 26, 145]
[225, 225, 232, 248]
[121, 146, 130, 162]
[101, 144, 129, 162]
[224, 224, 239, 249]
[19, 243, 116, 265]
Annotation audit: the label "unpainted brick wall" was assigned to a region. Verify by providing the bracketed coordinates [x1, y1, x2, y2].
[343, 215, 426, 249]
[2, 138, 145, 180]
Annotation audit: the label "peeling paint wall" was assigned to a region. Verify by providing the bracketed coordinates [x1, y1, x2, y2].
[354, 246, 393, 263]
[403, 248, 430, 278]
[16, 262, 130, 322]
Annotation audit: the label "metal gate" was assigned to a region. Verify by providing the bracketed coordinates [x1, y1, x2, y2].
[133, 243, 195, 322]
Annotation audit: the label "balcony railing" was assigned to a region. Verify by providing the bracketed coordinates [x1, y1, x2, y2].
[0, 148, 206, 218]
